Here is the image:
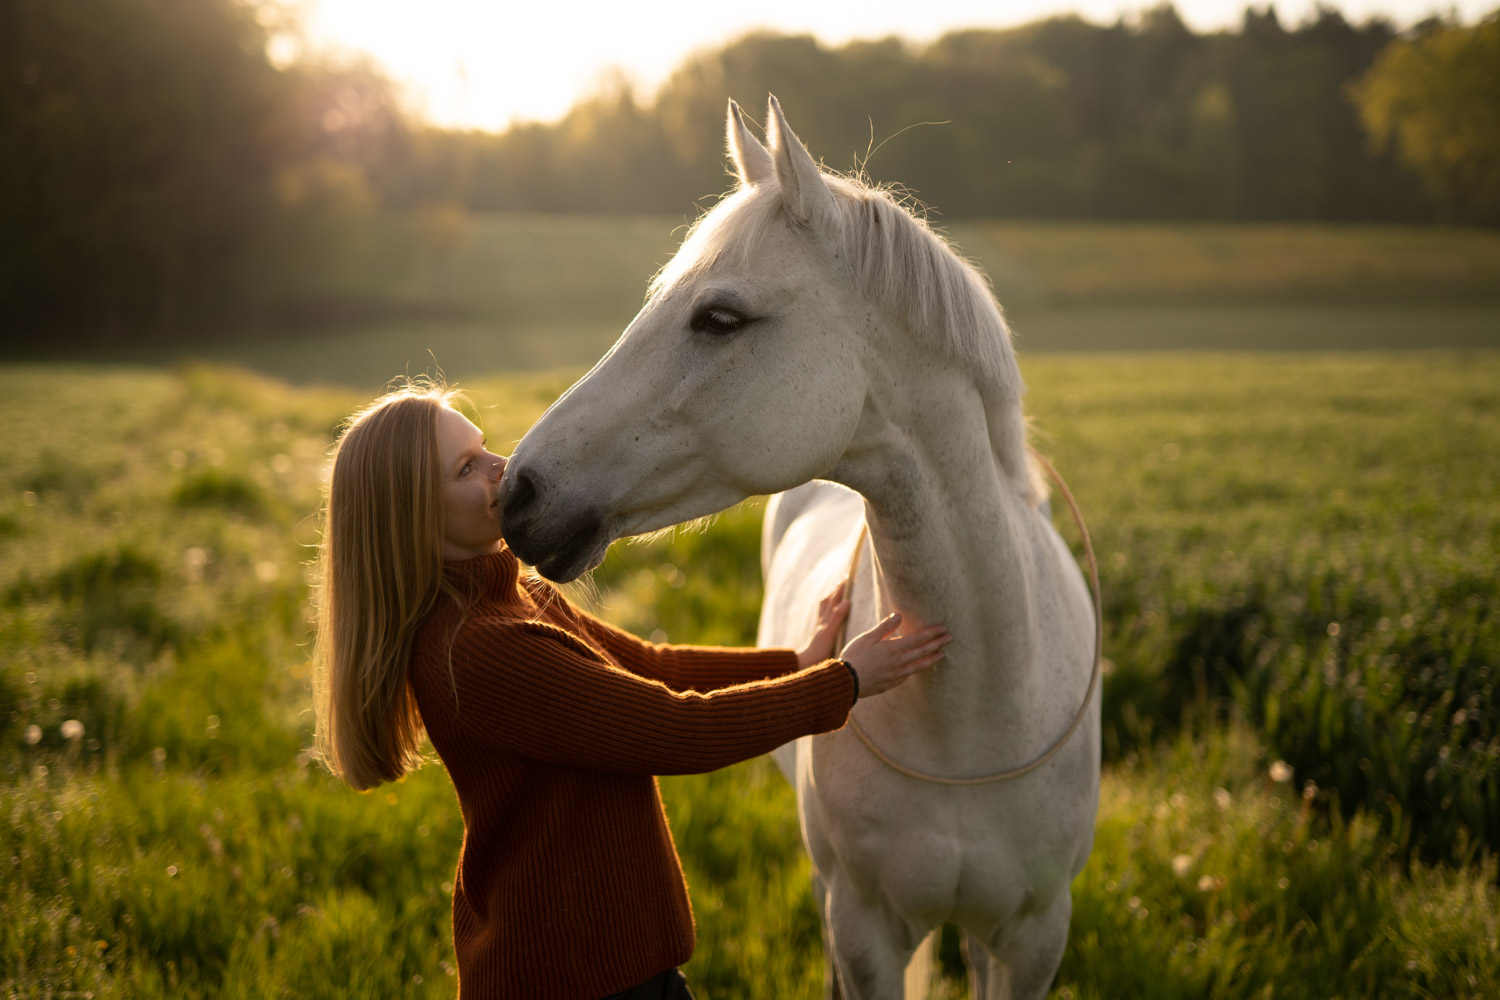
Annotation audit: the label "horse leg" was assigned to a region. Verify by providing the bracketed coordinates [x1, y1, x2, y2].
[823, 876, 921, 1000]
[812, 869, 846, 1000]
[965, 894, 1073, 1000]
[961, 930, 1003, 999]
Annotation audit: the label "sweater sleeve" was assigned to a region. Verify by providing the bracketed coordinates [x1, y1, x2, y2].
[521, 575, 804, 690]
[443, 615, 853, 775]
[577, 606, 804, 691]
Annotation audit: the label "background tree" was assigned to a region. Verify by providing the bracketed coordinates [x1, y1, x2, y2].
[442, 6, 1446, 224]
[0, 0, 293, 336]
[1352, 13, 1500, 224]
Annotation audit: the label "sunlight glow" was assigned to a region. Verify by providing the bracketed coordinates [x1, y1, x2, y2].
[300, 0, 1486, 130]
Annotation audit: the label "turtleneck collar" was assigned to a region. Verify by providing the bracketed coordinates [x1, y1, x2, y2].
[443, 544, 522, 602]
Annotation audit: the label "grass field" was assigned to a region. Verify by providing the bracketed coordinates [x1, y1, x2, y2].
[3, 349, 1497, 998]
[31, 216, 1500, 390]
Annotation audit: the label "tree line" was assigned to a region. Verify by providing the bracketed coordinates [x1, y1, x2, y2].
[435, 6, 1497, 225]
[2, 1, 1496, 339]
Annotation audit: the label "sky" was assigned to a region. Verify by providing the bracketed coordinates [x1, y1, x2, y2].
[293, 0, 1489, 131]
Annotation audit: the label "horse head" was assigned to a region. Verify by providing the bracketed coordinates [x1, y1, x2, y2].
[499, 98, 876, 581]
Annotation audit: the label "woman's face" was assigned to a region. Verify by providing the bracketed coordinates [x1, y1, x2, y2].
[436, 406, 507, 561]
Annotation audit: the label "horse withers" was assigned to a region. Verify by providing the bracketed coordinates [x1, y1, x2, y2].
[500, 96, 1099, 1000]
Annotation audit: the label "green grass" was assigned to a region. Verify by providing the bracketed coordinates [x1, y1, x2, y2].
[1023, 355, 1500, 866]
[3, 355, 1498, 998]
[1055, 726, 1499, 1000]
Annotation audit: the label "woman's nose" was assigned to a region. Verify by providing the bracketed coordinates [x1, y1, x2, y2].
[490, 455, 507, 480]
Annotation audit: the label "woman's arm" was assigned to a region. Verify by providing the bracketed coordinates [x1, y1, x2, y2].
[523, 576, 803, 690]
[441, 616, 853, 775]
[529, 577, 870, 692]
[581, 609, 803, 690]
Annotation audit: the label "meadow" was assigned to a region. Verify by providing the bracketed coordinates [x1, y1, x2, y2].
[3, 346, 1497, 998]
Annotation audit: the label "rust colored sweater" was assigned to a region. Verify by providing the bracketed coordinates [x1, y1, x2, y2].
[407, 546, 855, 999]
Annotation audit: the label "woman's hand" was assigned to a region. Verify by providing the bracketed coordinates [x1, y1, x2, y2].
[842, 614, 951, 699]
[796, 583, 852, 670]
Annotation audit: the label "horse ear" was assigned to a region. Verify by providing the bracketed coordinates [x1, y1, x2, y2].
[726, 99, 773, 186]
[767, 95, 837, 232]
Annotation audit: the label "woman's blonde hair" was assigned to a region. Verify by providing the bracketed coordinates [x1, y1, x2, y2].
[312, 381, 465, 790]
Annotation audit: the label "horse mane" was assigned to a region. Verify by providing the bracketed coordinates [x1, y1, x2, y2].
[649, 172, 1024, 403]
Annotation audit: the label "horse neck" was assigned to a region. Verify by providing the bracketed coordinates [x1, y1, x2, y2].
[829, 343, 1046, 720]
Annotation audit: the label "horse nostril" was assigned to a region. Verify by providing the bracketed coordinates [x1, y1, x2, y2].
[501, 467, 539, 527]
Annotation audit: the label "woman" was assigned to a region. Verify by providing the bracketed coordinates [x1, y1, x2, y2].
[312, 383, 950, 999]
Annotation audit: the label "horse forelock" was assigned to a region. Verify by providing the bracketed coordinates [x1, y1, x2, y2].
[648, 175, 1021, 400]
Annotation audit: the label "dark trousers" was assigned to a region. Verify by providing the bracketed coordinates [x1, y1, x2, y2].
[599, 967, 694, 1000]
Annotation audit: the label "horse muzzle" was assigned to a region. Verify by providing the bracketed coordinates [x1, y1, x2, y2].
[498, 463, 611, 582]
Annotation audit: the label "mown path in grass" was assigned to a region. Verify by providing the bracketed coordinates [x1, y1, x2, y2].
[22, 218, 1500, 391]
[2, 356, 1496, 998]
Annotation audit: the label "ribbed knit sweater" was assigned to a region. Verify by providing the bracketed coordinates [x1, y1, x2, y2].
[406, 546, 856, 999]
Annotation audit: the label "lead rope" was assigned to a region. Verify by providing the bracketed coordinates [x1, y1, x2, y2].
[833, 448, 1102, 785]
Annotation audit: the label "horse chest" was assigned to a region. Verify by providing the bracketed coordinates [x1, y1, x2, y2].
[802, 732, 1079, 918]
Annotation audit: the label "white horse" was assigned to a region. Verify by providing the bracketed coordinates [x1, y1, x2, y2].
[499, 97, 1099, 1000]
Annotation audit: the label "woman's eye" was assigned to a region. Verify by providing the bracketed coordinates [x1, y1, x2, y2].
[691, 306, 746, 336]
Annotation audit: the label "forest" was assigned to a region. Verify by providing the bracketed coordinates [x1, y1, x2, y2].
[1, 0, 1497, 339]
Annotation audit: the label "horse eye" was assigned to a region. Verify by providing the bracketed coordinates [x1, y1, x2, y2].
[691, 306, 746, 336]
